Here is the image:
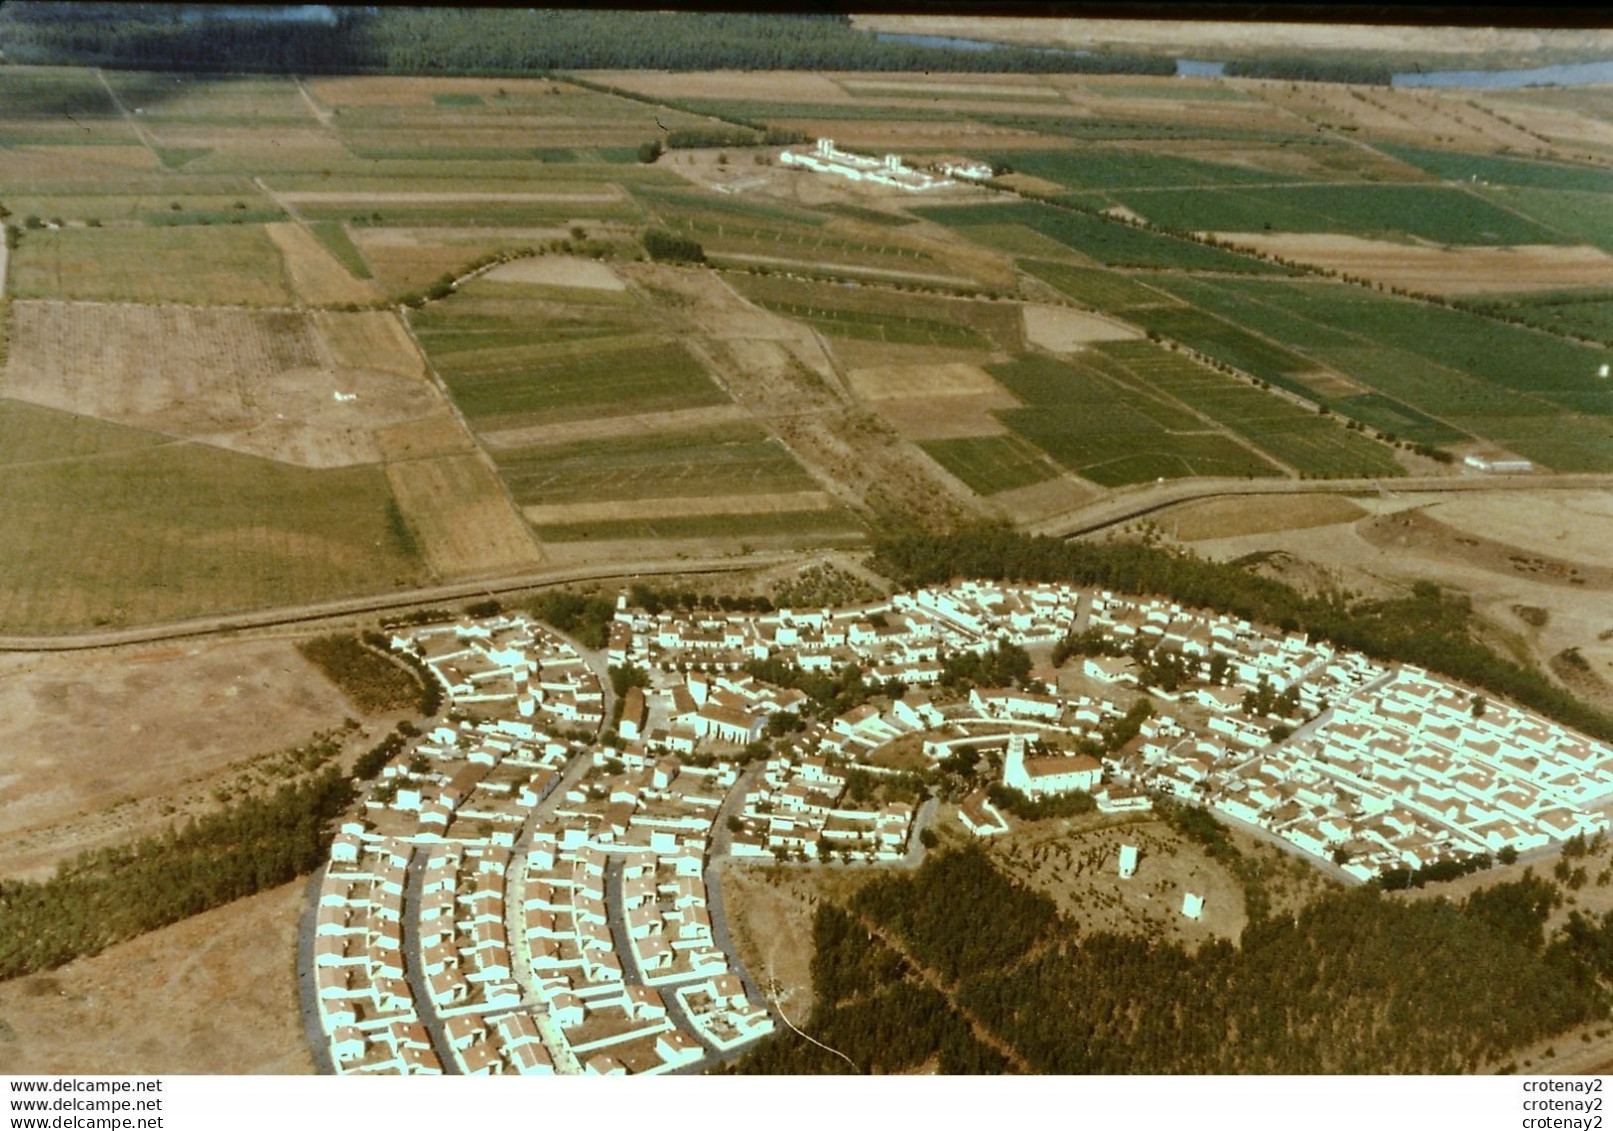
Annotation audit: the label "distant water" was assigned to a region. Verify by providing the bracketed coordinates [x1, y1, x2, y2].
[872, 29, 1613, 89]
[180, 5, 337, 24]
[1392, 58, 1613, 89]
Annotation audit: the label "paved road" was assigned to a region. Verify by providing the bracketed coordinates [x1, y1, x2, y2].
[0, 552, 804, 653]
[293, 870, 336, 1076]
[1031, 472, 1613, 541]
[400, 849, 457, 1073]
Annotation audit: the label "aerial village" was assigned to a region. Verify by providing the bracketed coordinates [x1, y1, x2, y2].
[310, 579, 1613, 1074]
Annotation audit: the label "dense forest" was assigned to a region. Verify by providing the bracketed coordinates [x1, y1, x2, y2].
[870, 527, 1613, 744]
[0, 767, 354, 979]
[737, 844, 1613, 1074]
[0, 7, 1174, 76]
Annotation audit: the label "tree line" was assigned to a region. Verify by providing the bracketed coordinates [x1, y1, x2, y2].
[0, 768, 355, 980]
[0, 7, 1174, 77]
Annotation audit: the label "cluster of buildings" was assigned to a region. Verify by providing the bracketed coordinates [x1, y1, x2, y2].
[393, 615, 604, 731]
[779, 137, 948, 192]
[310, 577, 1613, 1074]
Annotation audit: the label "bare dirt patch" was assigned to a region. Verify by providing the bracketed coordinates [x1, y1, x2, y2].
[1163, 493, 1368, 541]
[483, 255, 625, 290]
[2, 301, 442, 468]
[846, 360, 1007, 400]
[0, 881, 312, 1074]
[385, 454, 542, 579]
[714, 862, 826, 1019]
[876, 393, 1017, 441]
[1021, 303, 1141, 352]
[523, 490, 834, 526]
[1217, 233, 1613, 295]
[1426, 491, 1613, 569]
[374, 410, 477, 461]
[265, 221, 378, 306]
[0, 639, 355, 876]
[987, 474, 1100, 523]
[1358, 505, 1613, 590]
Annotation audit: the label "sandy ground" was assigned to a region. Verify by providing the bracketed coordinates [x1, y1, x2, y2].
[0, 881, 313, 1074]
[1217, 233, 1613, 295]
[1161, 493, 1369, 541]
[846, 360, 1005, 400]
[1177, 489, 1613, 710]
[1022, 303, 1141, 352]
[522, 490, 834, 526]
[264, 221, 378, 307]
[1424, 491, 1613, 568]
[875, 393, 1018, 441]
[374, 410, 478, 461]
[483, 255, 625, 290]
[2, 301, 443, 469]
[0, 639, 355, 878]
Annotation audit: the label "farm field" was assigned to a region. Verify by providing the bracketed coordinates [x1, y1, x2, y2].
[9, 225, 295, 306]
[919, 434, 1059, 495]
[1092, 340, 1405, 478]
[492, 424, 819, 506]
[384, 454, 542, 579]
[1113, 184, 1573, 246]
[987, 354, 1283, 486]
[917, 200, 1290, 273]
[0, 400, 426, 634]
[0, 63, 1609, 632]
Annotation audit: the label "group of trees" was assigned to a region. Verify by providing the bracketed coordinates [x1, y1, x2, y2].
[642, 228, 706, 264]
[869, 527, 1613, 745]
[743, 843, 1611, 1075]
[358, 631, 442, 716]
[0, 7, 1174, 77]
[297, 633, 425, 715]
[0, 768, 355, 980]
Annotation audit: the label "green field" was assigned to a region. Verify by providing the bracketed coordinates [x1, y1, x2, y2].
[494, 424, 817, 505]
[988, 355, 1282, 486]
[1094, 341, 1404, 478]
[307, 221, 374, 280]
[418, 328, 730, 431]
[533, 509, 865, 544]
[1376, 144, 1613, 194]
[1149, 276, 1613, 470]
[0, 399, 425, 633]
[1469, 290, 1613, 348]
[1116, 184, 1571, 245]
[919, 434, 1057, 494]
[1019, 259, 1181, 310]
[730, 274, 1021, 350]
[1473, 187, 1613, 253]
[916, 201, 1288, 274]
[994, 148, 1310, 193]
[9, 224, 295, 305]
